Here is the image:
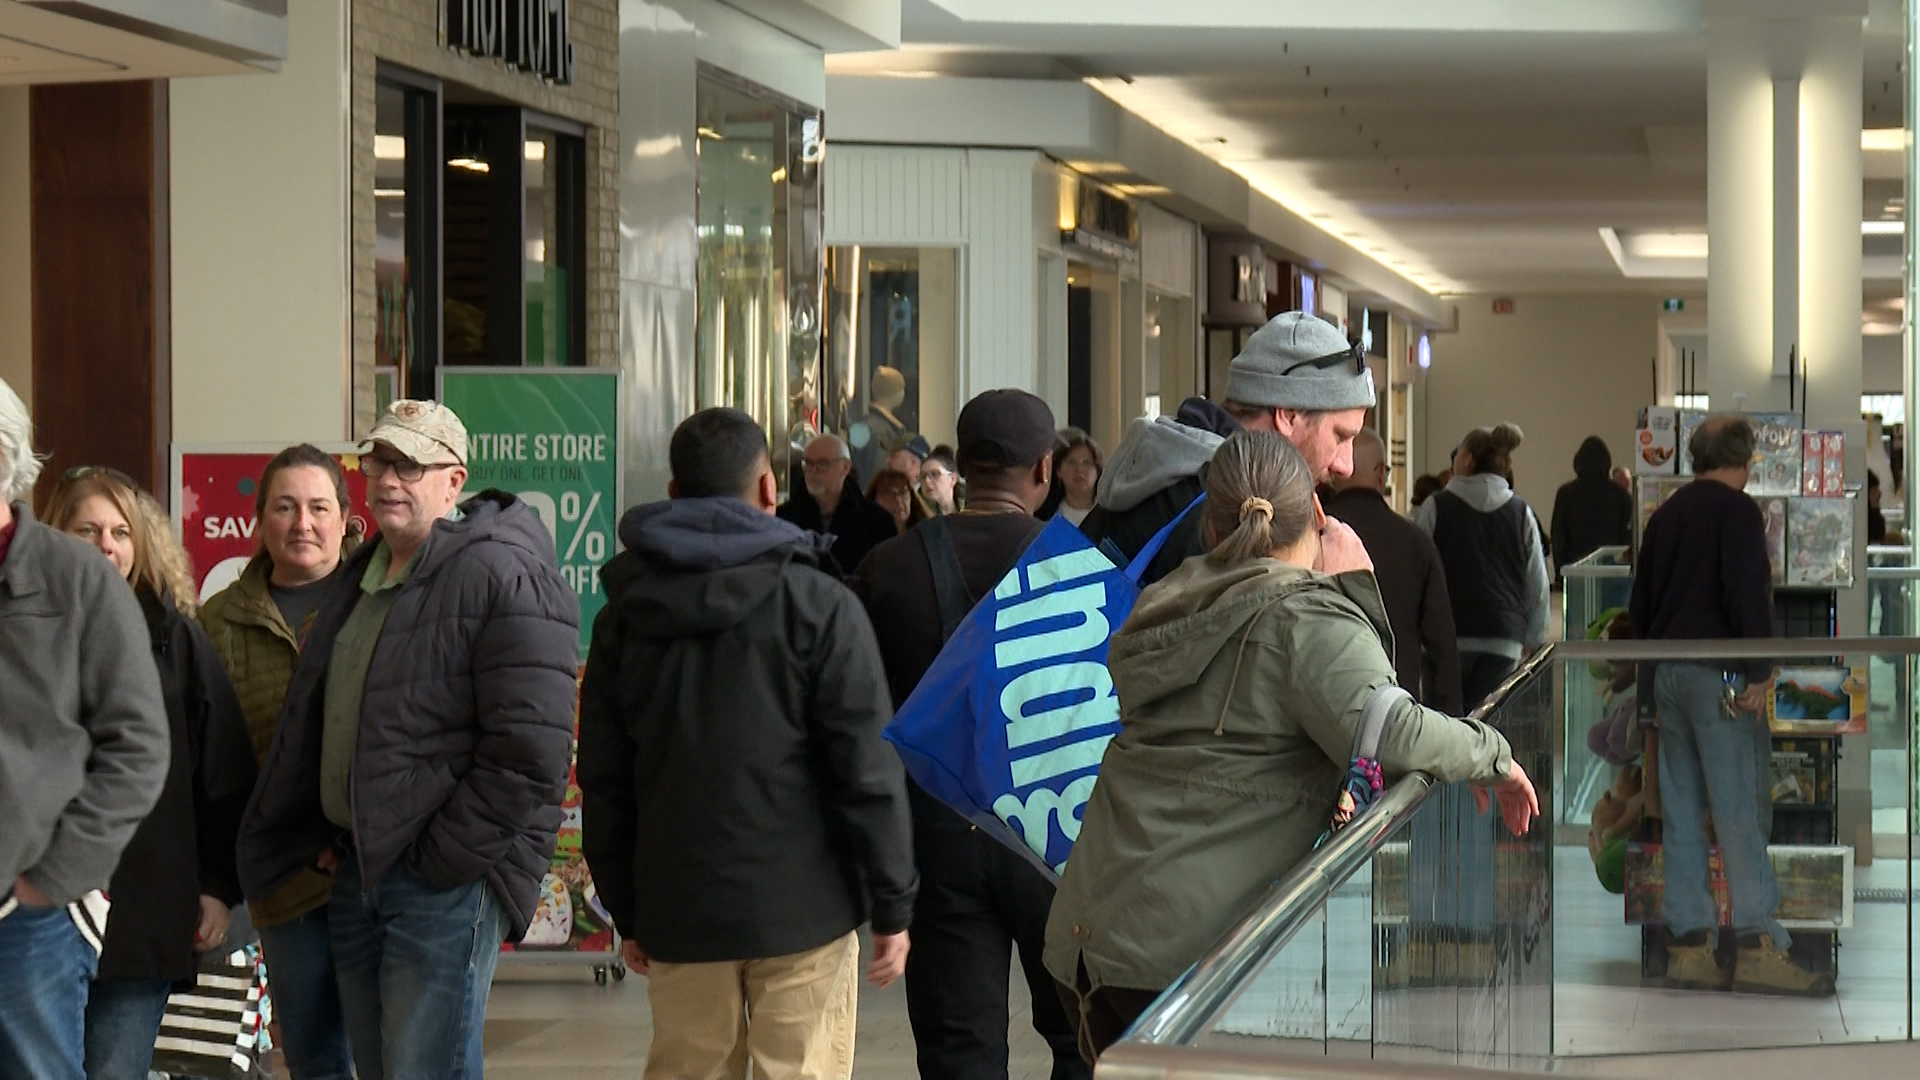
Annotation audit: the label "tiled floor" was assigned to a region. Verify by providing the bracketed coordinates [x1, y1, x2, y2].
[482, 943, 1062, 1079]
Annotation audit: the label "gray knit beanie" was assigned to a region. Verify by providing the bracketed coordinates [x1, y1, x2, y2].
[1224, 311, 1377, 412]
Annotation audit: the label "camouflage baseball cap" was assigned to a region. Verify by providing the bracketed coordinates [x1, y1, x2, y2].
[365, 399, 468, 466]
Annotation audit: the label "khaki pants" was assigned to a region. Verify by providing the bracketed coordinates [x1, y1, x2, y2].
[644, 931, 859, 1080]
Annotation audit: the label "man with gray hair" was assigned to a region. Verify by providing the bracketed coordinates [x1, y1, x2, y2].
[0, 377, 168, 1080]
[1084, 310, 1374, 584]
[778, 432, 897, 574]
[1631, 414, 1829, 997]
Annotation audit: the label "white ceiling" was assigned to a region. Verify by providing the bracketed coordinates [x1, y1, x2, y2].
[0, 0, 277, 85]
[831, 0, 1909, 295]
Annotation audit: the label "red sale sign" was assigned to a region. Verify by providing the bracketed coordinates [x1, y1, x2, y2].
[172, 444, 374, 603]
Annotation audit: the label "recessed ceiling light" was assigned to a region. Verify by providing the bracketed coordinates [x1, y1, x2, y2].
[1863, 220, 1905, 235]
[375, 135, 406, 160]
[1863, 128, 1907, 151]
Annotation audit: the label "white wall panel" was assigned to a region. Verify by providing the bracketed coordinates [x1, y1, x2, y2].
[1140, 202, 1197, 299]
[823, 145, 966, 244]
[965, 150, 1042, 397]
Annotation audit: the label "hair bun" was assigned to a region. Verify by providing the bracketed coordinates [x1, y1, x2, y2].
[1239, 496, 1274, 522]
[1492, 422, 1524, 451]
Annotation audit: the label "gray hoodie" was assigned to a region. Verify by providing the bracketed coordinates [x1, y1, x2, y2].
[0, 505, 169, 905]
[1414, 475, 1551, 656]
[1096, 415, 1226, 513]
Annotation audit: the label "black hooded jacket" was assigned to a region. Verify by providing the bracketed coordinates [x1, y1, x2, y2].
[237, 492, 581, 938]
[578, 497, 916, 964]
[1550, 437, 1634, 576]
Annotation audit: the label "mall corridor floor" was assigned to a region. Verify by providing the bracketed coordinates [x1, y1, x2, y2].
[481, 963, 1060, 1078]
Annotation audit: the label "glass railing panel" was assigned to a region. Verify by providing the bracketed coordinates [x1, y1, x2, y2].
[1561, 546, 1633, 828]
[1550, 643, 1914, 1057]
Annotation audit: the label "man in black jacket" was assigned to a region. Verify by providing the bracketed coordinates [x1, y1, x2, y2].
[779, 433, 899, 574]
[1550, 435, 1633, 579]
[580, 407, 914, 1078]
[237, 400, 581, 1080]
[1325, 429, 1464, 713]
[1630, 415, 1828, 998]
[853, 389, 1091, 1080]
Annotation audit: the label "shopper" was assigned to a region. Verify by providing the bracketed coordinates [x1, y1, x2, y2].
[1325, 429, 1464, 713]
[1083, 310, 1371, 585]
[1411, 474, 1442, 509]
[41, 471, 257, 1080]
[0, 381, 169, 1080]
[237, 400, 581, 1079]
[1048, 429, 1102, 527]
[919, 446, 960, 515]
[1045, 430, 1538, 1061]
[580, 407, 914, 1080]
[1631, 415, 1831, 997]
[869, 467, 928, 536]
[887, 435, 931, 488]
[1417, 424, 1551, 706]
[851, 389, 1089, 1080]
[779, 433, 898, 574]
[1550, 436, 1634, 577]
[198, 445, 357, 1079]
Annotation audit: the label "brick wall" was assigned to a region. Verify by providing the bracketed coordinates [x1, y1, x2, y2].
[349, 0, 619, 435]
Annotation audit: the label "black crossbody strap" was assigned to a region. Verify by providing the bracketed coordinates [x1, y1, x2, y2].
[919, 516, 974, 645]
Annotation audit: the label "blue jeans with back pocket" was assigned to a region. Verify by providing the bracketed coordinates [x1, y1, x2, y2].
[0, 903, 97, 1080]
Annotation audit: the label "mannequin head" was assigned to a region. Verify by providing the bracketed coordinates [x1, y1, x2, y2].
[871, 366, 907, 412]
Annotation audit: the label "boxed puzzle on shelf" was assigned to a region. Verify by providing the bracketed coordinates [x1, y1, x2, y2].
[1636, 407, 1679, 475]
[1747, 413, 1804, 496]
[1768, 663, 1868, 735]
[1786, 497, 1853, 587]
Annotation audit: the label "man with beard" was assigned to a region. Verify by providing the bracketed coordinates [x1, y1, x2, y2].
[778, 433, 899, 574]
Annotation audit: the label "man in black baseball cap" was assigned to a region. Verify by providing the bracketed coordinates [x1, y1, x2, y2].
[850, 387, 1090, 1080]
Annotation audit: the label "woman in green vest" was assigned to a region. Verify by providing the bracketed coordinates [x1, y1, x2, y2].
[199, 444, 359, 1078]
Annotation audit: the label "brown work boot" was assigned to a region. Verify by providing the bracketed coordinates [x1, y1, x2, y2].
[1665, 931, 1729, 991]
[1732, 936, 1834, 998]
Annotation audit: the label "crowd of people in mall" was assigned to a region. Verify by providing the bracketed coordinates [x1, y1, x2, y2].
[0, 304, 1830, 1080]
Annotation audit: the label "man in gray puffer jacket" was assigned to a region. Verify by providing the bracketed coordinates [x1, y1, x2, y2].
[238, 400, 579, 1080]
[0, 377, 168, 1080]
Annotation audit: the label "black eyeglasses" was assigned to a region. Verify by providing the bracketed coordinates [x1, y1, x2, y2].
[63, 465, 139, 488]
[1279, 340, 1368, 377]
[361, 454, 454, 482]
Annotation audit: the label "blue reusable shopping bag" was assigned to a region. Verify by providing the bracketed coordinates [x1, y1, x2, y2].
[884, 500, 1199, 882]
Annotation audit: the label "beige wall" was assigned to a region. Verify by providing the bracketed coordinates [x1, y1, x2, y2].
[170, 0, 350, 445]
[0, 87, 29, 405]
[1426, 294, 1662, 520]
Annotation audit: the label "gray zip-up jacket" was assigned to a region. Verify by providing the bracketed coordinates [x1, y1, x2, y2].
[0, 503, 169, 905]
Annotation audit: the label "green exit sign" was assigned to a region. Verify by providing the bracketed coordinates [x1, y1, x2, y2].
[1663, 297, 1685, 312]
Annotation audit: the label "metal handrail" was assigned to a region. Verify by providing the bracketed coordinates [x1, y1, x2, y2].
[1555, 636, 1920, 660]
[1123, 644, 1559, 1048]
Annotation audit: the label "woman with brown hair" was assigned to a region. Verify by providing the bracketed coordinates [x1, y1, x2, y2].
[1416, 423, 1552, 705]
[1045, 428, 1103, 527]
[42, 468, 256, 1080]
[866, 467, 928, 535]
[1044, 430, 1538, 1062]
[198, 445, 358, 1078]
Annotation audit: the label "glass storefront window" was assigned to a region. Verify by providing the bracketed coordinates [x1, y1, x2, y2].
[523, 127, 585, 366]
[822, 246, 960, 486]
[695, 70, 824, 489]
[375, 69, 441, 398]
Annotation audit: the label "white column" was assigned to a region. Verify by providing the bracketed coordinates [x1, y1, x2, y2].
[1705, 8, 1864, 423]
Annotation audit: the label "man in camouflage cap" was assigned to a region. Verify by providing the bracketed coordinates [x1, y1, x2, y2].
[239, 399, 582, 1078]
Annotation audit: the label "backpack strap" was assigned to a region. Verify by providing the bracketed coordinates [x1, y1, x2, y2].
[920, 516, 974, 645]
[1354, 683, 1411, 760]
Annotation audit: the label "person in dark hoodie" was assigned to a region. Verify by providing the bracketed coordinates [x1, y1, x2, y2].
[780, 432, 900, 574]
[237, 400, 580, 1080]
[1550, 436, 1634, 578]
[580, 407, 914, 1077]
[852, 389, 1091, 1080]
[1082, 311, 1373, 585]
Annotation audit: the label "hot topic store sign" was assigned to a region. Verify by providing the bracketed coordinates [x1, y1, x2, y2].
[173, 445, 373, 604]
[439, 368, 620, 659]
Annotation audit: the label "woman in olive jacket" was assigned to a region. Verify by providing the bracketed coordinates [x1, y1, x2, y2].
[197, 445, 358, 1080]
[43, 469, 257, 1080]
[1044, 431, 1541, 1063]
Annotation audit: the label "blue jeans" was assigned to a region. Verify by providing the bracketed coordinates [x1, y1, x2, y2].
[258, 905, 354, 1080]
[1655, 663, 1789, 950]
[83, 977, 172, 1080]
[0, 904, 97, 1080]
[330, 856, 506, 1080]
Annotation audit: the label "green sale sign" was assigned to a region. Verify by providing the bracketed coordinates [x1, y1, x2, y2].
[439, 368, 621, 658]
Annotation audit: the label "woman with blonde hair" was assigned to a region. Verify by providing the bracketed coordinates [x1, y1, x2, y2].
[1043, 430, 1538, 1062]
[42, 468, 257, 1080]
[1416, 423, 1552, 705]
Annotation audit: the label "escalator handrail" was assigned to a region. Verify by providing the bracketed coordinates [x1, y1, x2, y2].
[1123, 643, 1558, 1048]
